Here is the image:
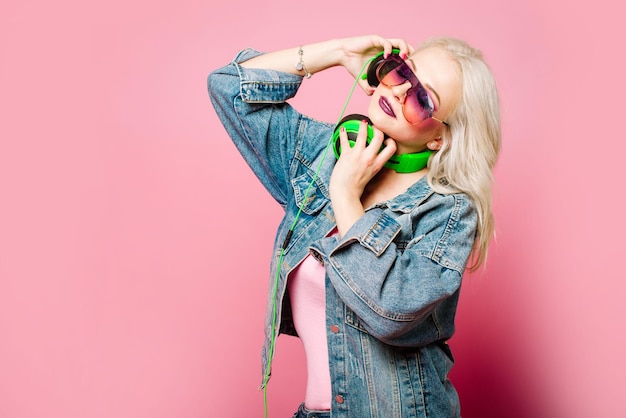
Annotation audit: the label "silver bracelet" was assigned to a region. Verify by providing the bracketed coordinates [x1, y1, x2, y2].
[295, 46, 312, 79]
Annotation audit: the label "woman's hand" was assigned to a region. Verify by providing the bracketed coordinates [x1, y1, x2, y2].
[329, 120, 397, 237]
[338, 35, 415, 95]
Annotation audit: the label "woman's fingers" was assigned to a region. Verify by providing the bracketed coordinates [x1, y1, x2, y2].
[377, 137, 397, 163]
[340, 121, 395, 172]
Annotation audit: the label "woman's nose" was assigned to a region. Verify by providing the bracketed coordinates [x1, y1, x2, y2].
[391, 81, 412, 103]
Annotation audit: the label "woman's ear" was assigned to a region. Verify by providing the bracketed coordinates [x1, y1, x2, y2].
[427, 138, 443, 151]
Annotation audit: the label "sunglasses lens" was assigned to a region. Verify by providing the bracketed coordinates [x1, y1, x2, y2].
[404, 87, 434, 124]
[376, 57, 435, 125]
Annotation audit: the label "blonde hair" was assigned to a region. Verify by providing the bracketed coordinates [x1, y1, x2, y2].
[420, 37, 501, 271]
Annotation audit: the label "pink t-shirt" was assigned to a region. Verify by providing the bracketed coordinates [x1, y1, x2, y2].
[288, 250, 332, 410]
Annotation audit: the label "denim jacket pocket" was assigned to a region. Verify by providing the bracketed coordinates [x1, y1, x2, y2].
[291, 170, 329, 215]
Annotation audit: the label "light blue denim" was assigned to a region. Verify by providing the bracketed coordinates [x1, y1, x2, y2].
[208, 48, 478, 418]
[293, 402, 331, 418]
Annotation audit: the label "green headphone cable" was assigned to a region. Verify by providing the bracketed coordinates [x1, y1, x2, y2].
[261, 58, 373, 418]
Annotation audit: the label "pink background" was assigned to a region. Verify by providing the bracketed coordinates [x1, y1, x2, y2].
[1, 0, 624, 417]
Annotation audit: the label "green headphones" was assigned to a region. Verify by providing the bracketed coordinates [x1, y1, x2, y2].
[332, 114, 433, 173]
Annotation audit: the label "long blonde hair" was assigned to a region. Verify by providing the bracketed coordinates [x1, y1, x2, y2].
[421, 37, 501, 271]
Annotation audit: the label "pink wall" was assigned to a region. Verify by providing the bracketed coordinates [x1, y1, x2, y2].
[1, 1, 624, 417]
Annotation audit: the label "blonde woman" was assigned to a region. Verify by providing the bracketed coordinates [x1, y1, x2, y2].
[208, 34, 501, 418]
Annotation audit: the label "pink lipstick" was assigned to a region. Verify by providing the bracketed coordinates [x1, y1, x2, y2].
[379, 97, 396, 118]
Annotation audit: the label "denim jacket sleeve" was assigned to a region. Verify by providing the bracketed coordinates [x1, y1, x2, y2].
[207, 49, 305, 207]
[310, 191, 477, 347]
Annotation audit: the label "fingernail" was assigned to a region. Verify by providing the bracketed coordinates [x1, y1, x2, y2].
[401, 53, 407, 60]
[340, 127, 346, 133]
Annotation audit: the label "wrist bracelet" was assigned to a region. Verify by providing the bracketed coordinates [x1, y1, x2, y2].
[295, 46, 312, 79]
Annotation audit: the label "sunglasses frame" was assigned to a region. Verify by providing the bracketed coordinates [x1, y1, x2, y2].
[375, 54, 449, 127]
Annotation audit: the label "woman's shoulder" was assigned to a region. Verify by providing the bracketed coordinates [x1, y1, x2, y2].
[421, 189, 477, 224]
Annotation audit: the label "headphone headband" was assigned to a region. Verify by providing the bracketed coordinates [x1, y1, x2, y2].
[384, 150, 433, 173]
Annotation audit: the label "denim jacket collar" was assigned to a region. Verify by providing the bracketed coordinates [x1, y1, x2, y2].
[371, 176, 435, 213]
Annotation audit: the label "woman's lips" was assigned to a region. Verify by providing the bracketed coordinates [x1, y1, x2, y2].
[379, 97, 396, 118]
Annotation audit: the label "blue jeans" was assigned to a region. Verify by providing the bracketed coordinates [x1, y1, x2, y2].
[292, 403, 331, 418]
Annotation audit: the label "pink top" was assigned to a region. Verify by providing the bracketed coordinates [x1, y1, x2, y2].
[288, 250, 332, 410]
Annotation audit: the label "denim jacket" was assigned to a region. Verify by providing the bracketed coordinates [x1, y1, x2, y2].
[208, 48, 478, 418]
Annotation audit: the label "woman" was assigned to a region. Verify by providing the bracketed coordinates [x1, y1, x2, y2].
[208, 34, 501, 418]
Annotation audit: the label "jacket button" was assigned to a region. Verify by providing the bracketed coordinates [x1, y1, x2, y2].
[330, 325, 340, 333]
[335, 395, 344, 404]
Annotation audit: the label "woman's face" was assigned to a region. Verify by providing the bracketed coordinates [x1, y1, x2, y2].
[367, 46, 462, 154]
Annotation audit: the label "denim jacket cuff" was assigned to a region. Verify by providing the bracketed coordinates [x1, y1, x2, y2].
[231, 48, 303, 103]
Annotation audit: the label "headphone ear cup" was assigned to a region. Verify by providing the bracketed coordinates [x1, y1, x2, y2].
[365, 54, 385, 87]
[365, 49, 402, 87]
[332, 114, 373, 159]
